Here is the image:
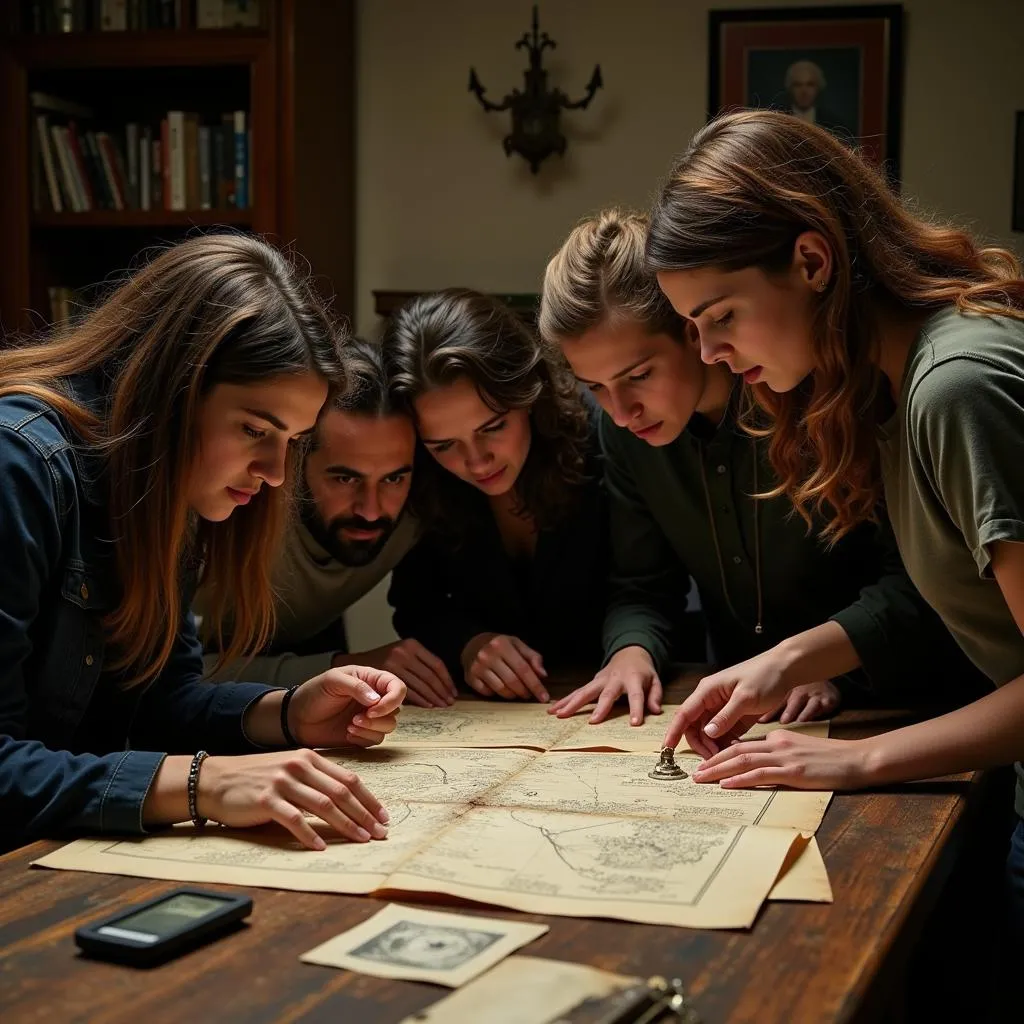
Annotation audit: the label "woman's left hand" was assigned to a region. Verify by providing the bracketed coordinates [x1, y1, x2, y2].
[288, 665, 406, 749]
[690, 729, 874, 791]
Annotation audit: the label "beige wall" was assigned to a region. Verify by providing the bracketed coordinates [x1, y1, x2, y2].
[345, 0, 1024, 651]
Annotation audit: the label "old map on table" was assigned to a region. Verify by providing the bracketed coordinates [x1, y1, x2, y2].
[35, 705, 832, 929]
[389, 701, 829, 753]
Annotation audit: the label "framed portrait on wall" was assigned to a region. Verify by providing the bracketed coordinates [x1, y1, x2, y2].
[708, 5, 904, 184]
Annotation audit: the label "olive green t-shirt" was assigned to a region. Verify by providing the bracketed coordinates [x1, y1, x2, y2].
[878, 305, 1024, 812]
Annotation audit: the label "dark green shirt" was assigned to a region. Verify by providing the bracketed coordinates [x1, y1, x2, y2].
[601, 392, 988, 705]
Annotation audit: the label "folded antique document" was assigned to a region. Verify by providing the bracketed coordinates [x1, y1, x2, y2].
[35, 705, 833, 929]
[768, 834, 832, 902]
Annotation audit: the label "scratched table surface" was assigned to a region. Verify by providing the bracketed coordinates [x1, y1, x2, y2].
[0, 672, 999, 1024]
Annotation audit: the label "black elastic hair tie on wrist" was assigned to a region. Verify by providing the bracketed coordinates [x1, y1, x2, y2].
[280, 685, 301, 747]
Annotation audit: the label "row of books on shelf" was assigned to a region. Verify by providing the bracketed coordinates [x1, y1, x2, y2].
[22, 0, 262, 32]
[32, 93, 251, 215]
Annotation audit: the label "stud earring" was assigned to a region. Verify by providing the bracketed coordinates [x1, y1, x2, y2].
[816, 279, 828, 292]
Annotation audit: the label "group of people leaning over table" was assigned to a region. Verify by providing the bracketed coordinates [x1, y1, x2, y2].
[4, 113, 1024, 985]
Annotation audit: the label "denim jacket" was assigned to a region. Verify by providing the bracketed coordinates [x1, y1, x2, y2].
[0, 380, 275, 851]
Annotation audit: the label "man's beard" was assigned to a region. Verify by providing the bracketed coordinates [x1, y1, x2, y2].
[302, 504, 397, 568]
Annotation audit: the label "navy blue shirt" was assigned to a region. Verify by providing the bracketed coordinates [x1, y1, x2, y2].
[0, 380, 275, 851]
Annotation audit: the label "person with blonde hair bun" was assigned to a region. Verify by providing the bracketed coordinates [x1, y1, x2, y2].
[539, 208, 986, 730]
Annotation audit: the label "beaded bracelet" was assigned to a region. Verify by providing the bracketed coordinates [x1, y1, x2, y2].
[280, 685, 301, 747]
[187, 750, 209, 827]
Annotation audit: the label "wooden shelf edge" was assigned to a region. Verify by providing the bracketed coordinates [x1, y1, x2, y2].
[12, 30, 271, 69]
[32, 209, 254, 228]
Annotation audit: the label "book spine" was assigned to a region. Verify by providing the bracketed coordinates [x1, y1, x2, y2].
[220, 112, 235, 207]
[232, 110, 247, 210]
[139, 127, 152, 210]
[198, 125, 212, 210]
[100, 0, 127, 30]
[152, 131, 163, 208]
[109, 137, 131, 212]
[52, 127, 82, 212]
[161, 117, 171, 209]
[66, 122, 96, 210]
[195, 0, 223, 29]
[124, 122, 139, 208]
[210, 124, 224, 209]
[167, 110, 186, 211]
[36, 114, 63, 213]
[96, 133, 127, 210]
[184, 113, 200, 209]
[82, 131, 112, 210]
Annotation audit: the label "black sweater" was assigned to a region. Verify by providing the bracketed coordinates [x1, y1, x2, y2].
[389, 427, 608, 679]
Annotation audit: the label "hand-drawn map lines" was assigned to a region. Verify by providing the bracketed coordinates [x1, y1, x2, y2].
[478, 754, 781, 827]
[392, 716, 475, 741]
[385, 761, 450, 787]
[92, 801, 460, 876]
[394, 816, 747, 908]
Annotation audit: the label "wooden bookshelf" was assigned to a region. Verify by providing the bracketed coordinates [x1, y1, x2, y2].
[12, 30, 271, 68]
[32, 208, 253, 228]
[0, 1, 355, 334]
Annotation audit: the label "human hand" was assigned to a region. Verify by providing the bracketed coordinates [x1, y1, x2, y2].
[663, 650, 796, 759]
[461, 633, 549, 702]
[366, 638, 457, 709]
[547, 646, 662, 725]
[288, 665, 405, 749]
[198, 749, 390, 850]
[758, 679, 841, 725]
[690, 729, 873, 791]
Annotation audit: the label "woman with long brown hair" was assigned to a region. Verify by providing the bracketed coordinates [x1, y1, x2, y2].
[539, 208, 985, 729]
[382, 289, 608, 706]
[1, 233, 404, 853]
[644, 108, 1024, 943]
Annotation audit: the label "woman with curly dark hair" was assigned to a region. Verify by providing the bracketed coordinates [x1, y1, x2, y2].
[382, 288, 608, 705]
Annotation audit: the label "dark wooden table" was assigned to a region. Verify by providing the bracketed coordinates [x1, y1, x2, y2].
[0, 674, 1011, 1024]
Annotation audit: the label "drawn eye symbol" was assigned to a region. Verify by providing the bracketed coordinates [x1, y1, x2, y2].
[526, 790, 539, 797]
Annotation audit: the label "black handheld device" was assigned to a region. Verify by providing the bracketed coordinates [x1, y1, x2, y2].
[74, 888, 253, 966]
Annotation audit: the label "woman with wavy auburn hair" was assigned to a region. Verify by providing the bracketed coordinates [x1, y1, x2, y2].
[645, 108, 1024, 910]
[383, 288, 608, 707]
[0, 233, 404, 853]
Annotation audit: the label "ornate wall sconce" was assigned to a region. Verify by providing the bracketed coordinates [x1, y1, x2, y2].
[468, 5, 603, 174]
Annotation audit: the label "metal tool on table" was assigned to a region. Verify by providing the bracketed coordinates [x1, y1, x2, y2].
[648, 747, 688, 781]
[550, 975, 702, 1024]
